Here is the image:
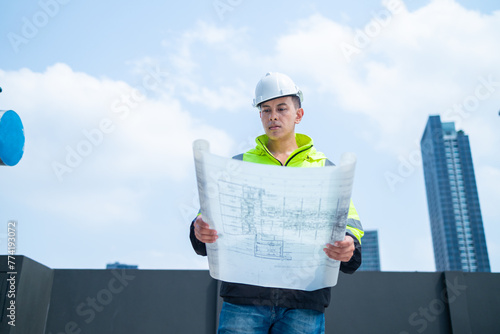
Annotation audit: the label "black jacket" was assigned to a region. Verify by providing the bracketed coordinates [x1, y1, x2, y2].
[189, 221, 361, 313]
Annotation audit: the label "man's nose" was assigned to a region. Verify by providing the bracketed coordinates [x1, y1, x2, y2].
[269, 110, 278, 120]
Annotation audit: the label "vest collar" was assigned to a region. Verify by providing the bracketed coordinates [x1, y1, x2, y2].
[255, 133, 314, 166]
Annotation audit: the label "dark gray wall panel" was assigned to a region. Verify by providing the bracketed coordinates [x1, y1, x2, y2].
[327, 272, 451, 334]
[0, 256, 53, 334]
[45, 269, 217, 334]
[462, 272, 500, 333]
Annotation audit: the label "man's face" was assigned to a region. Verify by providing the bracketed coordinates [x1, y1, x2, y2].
[259, 96, 304, 141]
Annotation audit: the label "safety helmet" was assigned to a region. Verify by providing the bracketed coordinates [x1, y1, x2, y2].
[252, 72, 303, 108]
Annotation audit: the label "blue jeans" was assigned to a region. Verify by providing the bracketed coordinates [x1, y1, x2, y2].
[218, 302, 325, 334]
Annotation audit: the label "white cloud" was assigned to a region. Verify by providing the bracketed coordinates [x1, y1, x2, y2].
[157, 21, 253, 113]
[1, 63, 234, 180]
[269, 1, 500, 154]
[0, 63, 234, 227]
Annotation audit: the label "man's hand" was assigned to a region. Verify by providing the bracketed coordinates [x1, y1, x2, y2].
[323, 236, 355, 262]
[193, 215, 218, 243]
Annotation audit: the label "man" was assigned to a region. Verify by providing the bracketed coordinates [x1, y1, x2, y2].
[190, 72, 363, 333]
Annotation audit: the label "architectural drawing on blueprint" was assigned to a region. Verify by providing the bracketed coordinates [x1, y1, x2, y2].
[193, 139, 356, 291]
[218, 179, 351, 261]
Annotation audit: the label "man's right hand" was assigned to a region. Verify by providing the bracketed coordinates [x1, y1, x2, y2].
[193, 215, 218, 243]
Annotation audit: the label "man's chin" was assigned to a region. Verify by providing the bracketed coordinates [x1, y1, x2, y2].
[265, 131, 281, 140]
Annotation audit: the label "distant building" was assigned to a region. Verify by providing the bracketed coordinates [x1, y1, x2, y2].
[358, 230, 381, 271]
[420, 115, 490, 272]
[106, 262, 138, 269]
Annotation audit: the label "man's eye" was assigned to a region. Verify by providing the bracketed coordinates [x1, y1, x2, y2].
[278, 108, 286, 112]
[262, 109, 270, 112]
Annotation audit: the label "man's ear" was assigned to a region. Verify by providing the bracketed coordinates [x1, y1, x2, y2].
[295, 108, 304, 124]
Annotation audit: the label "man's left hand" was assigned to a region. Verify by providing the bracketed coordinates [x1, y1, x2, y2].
[323, 236, 355, 262]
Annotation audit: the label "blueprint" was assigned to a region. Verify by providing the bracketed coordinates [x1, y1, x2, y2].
[193, 139, 357, 291]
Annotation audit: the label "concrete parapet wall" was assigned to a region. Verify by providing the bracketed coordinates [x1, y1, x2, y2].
[1, 256, 498, 333]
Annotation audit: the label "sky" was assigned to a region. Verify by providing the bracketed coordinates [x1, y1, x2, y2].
[0, 0, 498, 272]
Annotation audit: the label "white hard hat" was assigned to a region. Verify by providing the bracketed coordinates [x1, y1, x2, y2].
[252, 72, 303, 108]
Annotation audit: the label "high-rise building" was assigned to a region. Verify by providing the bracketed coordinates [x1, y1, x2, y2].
[358, 230, 381, 271]
[421, 115, 490, 272]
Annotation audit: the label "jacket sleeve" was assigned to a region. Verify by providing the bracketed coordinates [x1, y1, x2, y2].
[340, 200, 364, 274]
[189, 214, 207, 256]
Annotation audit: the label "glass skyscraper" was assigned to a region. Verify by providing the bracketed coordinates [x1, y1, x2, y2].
[358, 230, 381, 271]
[421, 115, 490, 272]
